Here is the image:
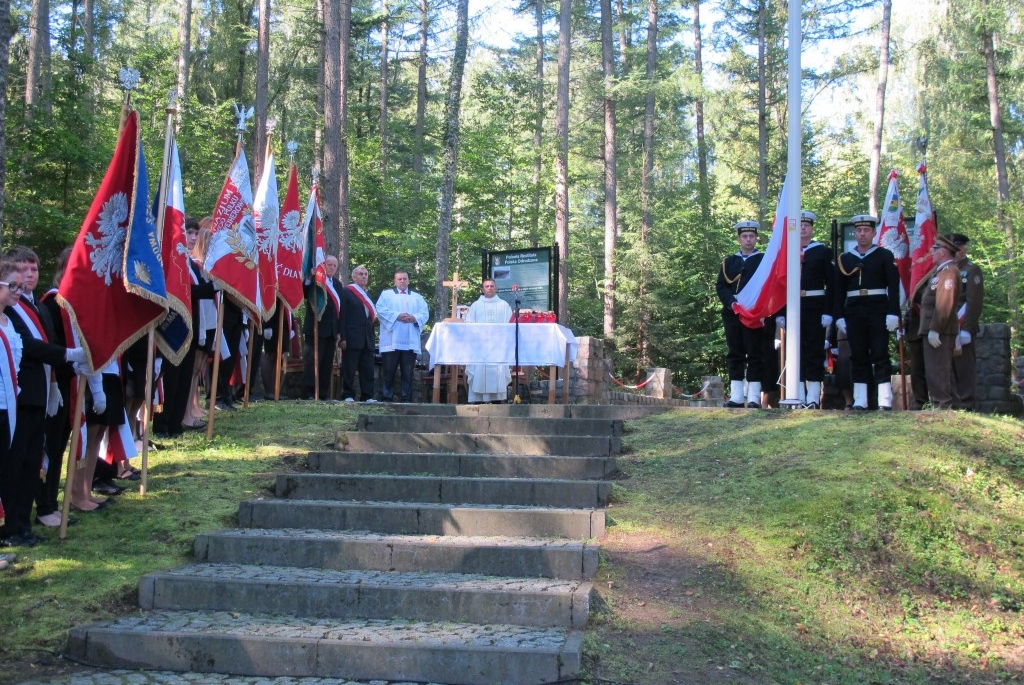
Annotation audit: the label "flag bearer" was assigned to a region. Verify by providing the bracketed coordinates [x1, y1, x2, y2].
[717, 221, 768, 408]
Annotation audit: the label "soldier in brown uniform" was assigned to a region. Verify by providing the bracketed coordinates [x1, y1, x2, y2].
[948, 233, 984, 410]
[905, 263, 936, 410]
[917, 234, 961, 409]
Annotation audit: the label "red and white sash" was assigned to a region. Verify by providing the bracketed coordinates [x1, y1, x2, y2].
[347, 284, 377, 322]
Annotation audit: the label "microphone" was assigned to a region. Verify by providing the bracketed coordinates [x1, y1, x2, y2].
[511, 284, 521, 305]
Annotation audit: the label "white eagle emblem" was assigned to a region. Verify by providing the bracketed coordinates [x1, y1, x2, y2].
[278, 210, 302, 253]
[879, 229, 908, 260]
[87, 192, 130, 285]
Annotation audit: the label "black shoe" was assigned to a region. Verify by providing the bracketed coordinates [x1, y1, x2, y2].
[878, 406, 892, 411]
[724, 400, 745, 408]
[92, 479, 126, 496]
[214, 401, 237, 412]
[746, 402, 761, 409]
[851, 405, 868, 411]
[1, 533, 37, 548]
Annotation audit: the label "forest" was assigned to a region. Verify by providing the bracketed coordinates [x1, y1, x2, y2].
[0, 0, 1019, 387]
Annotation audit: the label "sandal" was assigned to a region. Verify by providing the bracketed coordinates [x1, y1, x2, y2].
[117, 465, 142, 481]
[182, 419, 207, 431]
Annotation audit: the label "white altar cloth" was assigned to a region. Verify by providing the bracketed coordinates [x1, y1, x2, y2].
[425, 322, 578, 369]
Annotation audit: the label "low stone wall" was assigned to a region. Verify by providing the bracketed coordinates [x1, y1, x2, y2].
[974, 323, 1022, 414]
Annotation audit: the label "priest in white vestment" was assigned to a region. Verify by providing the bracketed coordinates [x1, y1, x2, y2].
[465, 279, 513, 403]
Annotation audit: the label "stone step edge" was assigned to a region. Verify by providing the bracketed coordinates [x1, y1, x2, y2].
[68, 611, 583, 685]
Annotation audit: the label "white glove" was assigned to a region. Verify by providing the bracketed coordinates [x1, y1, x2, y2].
[959, 331, 972, 345]
[775, 316, 785, 330]
[821, 314, 833, 329]
[92, 388, 107, 414]
[65, 347, 87, 363]
[46, 382, 61, 417]
[886, 315, 899, 332]
[263, 328, 273, 340]
[72, 361, 88, 375]
[836, 318, 847, 335]
[154, 359, 163, 377]
[927, 330, 941, 349]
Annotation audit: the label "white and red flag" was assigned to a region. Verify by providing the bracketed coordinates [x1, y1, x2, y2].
[276, 161, 305, 312]
[58, 110, 168, 372]
[154, 139, 193, 364]
[204, 150, 259, 315]
[732, 174, 792, 329]
[911, 161, 938, 291]
[300, 182, 339, 319]
[253, 149, 279, 322]
[876, 169, 911, 306]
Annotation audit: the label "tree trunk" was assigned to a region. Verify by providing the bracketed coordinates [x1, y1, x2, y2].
[412, 0, 428, 175]
[338, 0, 351, 275]
[322, 0, 342, 259]
[25, 0, 51, 115]
[756, 0, 767, 223]
[84, 0, 93, 59]
[0, 0, 10, 236]
[868, 0, 891, 217]
[235, 0, 253, 102]
[254, 0, 271, 180]
[530, 0, 543, 245]
[314, 0, 324, 160]
[554, 0, 571, 324]
[433, 0, 469, 310]
[175, 0, 193, 130]
[638, 0, 656, 366]
[982, 29, 1016, 348]
[601, 0, 617, 340]
[616, 0, 629, 56]
[379, 0, 389, 178]
[693, 0, 709, 223]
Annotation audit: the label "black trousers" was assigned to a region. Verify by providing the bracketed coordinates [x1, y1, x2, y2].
[846, 305, 891, 384]
[723, 314, 766, 383]
[799, 306, 827, 382]
[37, 395, 71, 516]
[342, 346, 375, 401]
[2, 406, 44, 537]
[304, 335, 338, 399]
[155, 343, 196, 436]
[381, 350, 416, 402]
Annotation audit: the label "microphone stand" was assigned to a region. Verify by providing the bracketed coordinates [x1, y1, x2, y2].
[513, 294, 522, 404]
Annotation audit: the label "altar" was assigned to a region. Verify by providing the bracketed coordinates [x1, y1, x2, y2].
[424, 322, 578, 403]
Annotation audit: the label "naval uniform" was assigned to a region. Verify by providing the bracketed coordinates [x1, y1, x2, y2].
[717, 250, 768, 387]
[836, 245, 899, 389]
[952, 258, 984, 409]
[797, 241, 834, 384]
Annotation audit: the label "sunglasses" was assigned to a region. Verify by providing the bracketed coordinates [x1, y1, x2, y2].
[0, 281, 24, 293]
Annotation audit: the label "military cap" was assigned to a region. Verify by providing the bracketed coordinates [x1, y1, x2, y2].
[734, 220, 759, 234]
[948, 233, 970, 247]
[933, 234, 959, 255]
[801, 211, 817, 224]
[850, 214, 878, 227]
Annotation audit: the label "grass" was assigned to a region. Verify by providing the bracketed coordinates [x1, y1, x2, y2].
[1, 403, 1022, 685]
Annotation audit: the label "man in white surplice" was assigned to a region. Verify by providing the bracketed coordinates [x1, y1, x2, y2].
[375, 270, 430, 402]
[465, 279, 513, 403]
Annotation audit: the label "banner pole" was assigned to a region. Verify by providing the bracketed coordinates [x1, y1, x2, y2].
[58, 381, 87, 540]
[206, 294, 227, 440]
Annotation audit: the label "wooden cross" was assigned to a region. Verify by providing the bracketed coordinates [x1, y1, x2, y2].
[443, 271, 469, 320]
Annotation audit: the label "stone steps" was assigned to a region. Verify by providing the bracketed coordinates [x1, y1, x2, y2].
[356, 413, 623, 437]
[194, 528, 600, 579]
[64, 406, 623, 684]
[68, 610, 582, 685]
[139, 564, 594, 628]
[386, 402, 666, 420]
[336, 430, 620, 456]
[275, 473, 611, 508]
[308, 450, 619, 479]
[237, 499, 606, 539]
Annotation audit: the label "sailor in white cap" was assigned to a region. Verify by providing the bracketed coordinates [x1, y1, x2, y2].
[716, 220, 770, 408]
[775, 210, 834, 408]
[835, 214, 900, 410]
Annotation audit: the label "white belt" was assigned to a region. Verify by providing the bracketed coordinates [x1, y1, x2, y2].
[801, 289, 826, 297]
[847, 288, 887, 297]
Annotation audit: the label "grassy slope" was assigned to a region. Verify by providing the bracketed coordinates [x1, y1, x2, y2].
[588, 409, 1023, 684]
[1, 404, 1021, 685]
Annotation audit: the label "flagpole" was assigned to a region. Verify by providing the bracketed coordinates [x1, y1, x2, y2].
[274, 306, 285, 401]
[58, 380, 87, 540]
[206, 294, 226, 440]
[313, 311, 320, 401]
[117, 68, 140, 135]
[244, 317, 256, 408]
[781, 0, 802, 408]
[139, 329, 156, 497]
[155, 91, 179, 251]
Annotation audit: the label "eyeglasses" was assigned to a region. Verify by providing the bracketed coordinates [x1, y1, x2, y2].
[0, 281, 24, 293]
[930, 245, 945, 251]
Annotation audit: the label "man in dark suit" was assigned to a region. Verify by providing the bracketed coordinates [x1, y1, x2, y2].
[339, 264, 377, 402]
[303, 255, 343, 400]
[1, 246, 85, 547]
